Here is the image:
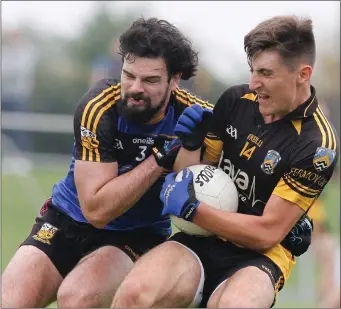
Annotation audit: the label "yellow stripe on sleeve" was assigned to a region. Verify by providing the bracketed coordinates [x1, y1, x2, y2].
[88, 95, 120, 162]
[203, 137, 223, 164]
[175, 88, 214, 109]
[82, 146, 87, 161]
[175, 95, 191, 107]
[80, 83, 120, 161]
[81, 83, 120, 127]
[313, 112, 326, 148]
[87, 89, 121, 129]
[93, 96, 121, 133]
[286, 176, 320, 195]
[317, 106, 337, 150]
[273, 177, 318, 211]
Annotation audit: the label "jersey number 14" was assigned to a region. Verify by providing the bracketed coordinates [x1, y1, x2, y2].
[240, 142, 256, 160]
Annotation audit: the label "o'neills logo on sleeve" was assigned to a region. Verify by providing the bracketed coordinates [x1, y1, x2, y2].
[132, 137, 155, 145]
[289, 168, 327, 187]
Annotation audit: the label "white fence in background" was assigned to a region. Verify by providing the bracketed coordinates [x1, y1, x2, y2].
[2, 111, 74, 133]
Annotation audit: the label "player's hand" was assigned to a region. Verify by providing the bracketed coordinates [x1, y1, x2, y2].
[160, 167, 200, 221]
[281, 214, 314, 256]
[152, 138, 181, 170]
[175, 104, 213, 151]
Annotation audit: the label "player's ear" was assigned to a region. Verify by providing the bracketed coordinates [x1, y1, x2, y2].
[297, 65, 312, 85]
[170, 73, 182, 91]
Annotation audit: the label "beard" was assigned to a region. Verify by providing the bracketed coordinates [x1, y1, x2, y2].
[117, 87, 169, 124]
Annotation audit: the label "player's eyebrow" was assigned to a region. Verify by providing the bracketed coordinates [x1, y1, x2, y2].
[258, 68, 273, 73]
[250, 67, 273, 73]
[122, 69, 163, 78]
[122, 69, 162, 79]
[122, 69, 134, 76]
[250, 68, 275, 77]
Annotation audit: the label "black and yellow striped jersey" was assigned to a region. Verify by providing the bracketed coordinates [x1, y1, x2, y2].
[204, 84, 339, 280]
[73, 78, 213, 164]
[205, 84, 338, 215]
[51, 78, 213, 235]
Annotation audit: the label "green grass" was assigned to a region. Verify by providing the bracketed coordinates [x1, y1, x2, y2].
[2, 167, 66, 308]
[2, 168, 67, 271]
[2, 168, 340, 308]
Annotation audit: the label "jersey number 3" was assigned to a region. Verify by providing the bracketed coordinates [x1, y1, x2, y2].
[240, 142, 256, 160]
[135, 146, 147, 162]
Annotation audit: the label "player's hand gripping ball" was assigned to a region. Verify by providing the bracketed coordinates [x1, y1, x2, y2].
[160, 164, 239, 236]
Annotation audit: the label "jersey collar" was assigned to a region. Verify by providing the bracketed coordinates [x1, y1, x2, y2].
[283, 85, 318, 120]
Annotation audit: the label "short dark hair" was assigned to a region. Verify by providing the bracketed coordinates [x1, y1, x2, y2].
[119, 18, 198, 80]
[244, 15, 316, 70]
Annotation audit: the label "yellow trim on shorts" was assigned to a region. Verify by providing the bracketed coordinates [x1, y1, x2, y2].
[263, 244, 296, 283]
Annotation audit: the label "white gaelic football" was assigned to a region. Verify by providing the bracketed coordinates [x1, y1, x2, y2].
[170, 164, 239, 236]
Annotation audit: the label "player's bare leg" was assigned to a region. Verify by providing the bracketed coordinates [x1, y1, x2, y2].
[111, 241, 203, 308]
[57, 246, 134, 308]
[207, 266, 275, 308]
[1, 246, 63, 308]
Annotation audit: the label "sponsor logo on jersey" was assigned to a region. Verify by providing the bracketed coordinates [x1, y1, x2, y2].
[132, 137, 155, 145]
[32, 223, 58, 245]
[221, 157, 265, 208]
[288, 168, 327, 187]
[226, 124, 238, 139]
[247, 134, 263, 147]
[261, 150, 281, 175]
[313, 147, 336, 172]
[80, 126, 99, 150]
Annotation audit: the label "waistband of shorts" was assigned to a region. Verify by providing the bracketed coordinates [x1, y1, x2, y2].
[43, 198, 93, 230]
[43, 198, 170, 235]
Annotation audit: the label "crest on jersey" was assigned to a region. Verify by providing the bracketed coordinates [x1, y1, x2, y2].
[261, 150, 281, 175]
[80, 126, 99, 151]
[313, 147, 336, 172]
[32, 223, 58, 245]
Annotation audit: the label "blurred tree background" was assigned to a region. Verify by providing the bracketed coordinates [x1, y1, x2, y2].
[3, 2, 339, 155]
[2, 2, 229, 155]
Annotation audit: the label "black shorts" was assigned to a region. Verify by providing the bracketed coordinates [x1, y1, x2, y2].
[20, 199, 167, 277]
[169, 232, 284, 307]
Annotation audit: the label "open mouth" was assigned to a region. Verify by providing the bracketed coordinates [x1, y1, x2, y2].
[258, 94, 270, 100]
[128, 98, 145, 105]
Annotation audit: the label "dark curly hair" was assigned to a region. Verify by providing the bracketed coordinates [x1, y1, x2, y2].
[244, 15, 316, 70]
[119, 18, 198, 80]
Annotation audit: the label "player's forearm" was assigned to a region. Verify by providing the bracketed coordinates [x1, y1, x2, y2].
[193, 203, 280, 251]
[173, 147, 201, 173]
[86, 156, 163, 228]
